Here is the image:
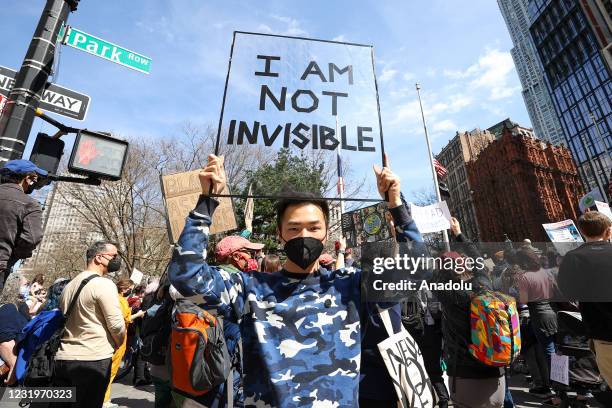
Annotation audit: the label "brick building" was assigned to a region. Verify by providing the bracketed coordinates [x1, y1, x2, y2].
[436, 128, 496, 240]
[467, 125, 584, 242]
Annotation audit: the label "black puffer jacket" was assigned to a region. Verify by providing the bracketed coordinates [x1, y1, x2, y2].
[433, 233, 504, 379]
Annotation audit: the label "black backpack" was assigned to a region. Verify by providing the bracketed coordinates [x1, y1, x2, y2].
[140, 296, 174, 366]
[24, 274, 99, 386]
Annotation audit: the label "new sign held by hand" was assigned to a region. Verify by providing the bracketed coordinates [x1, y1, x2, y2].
[216, 32, 384, 200]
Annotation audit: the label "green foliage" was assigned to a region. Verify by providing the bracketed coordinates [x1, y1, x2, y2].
[235, 148, 329, 249]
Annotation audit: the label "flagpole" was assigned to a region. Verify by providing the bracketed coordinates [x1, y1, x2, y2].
[416, 83, 450, 250]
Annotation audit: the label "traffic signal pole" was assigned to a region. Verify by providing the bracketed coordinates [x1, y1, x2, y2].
[0, 0, 79, 163]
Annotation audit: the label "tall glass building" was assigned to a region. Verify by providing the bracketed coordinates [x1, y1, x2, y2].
[498, 0, 566, 145]
[528, 0, 612, 199]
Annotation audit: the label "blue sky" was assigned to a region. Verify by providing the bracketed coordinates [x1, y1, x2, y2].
[4, 0, 530, 198]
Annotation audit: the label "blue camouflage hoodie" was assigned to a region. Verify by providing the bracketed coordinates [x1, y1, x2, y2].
[169, 196, 423, 407]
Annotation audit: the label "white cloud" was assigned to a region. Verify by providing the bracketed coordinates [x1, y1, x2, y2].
[432, 119, 458, 133]
[379, 67, 398, 82]
[443, 48, 519, 100]
[403, 72, 416, 81]
[270, 15, 308, 36]
[332, 34, 347, 42]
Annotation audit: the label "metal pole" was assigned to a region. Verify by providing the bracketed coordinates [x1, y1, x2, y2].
[336, 116, 345, 215]
[416, 83, 450, 250]
[0, 0, 79, 163]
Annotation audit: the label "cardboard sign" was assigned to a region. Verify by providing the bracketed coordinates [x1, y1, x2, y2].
[161, 170, 238, 243]
[550, 353, 569, 385]
[409, 201, 452, 234]
[378, 326, 437, 407]
[341, 202, 392, 248]
[215, 32, 383, 200]
[542, 219, 584, 255]
[594, 200, 612, 221]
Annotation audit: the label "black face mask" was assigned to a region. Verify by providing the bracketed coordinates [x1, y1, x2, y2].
[124, 289, 133, 297]
[283, 237, 324, 269]
[107, 256, 122, 273]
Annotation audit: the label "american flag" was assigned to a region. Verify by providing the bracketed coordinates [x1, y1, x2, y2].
[337, 151, 344, 195]
[433, 158, 448, 178]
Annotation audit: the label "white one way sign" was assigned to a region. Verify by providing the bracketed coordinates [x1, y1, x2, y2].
[0, 66, 90, 121]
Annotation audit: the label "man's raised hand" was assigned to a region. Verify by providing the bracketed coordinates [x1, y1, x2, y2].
[199, 154, 226, 196]
[373, 153, 402, 208]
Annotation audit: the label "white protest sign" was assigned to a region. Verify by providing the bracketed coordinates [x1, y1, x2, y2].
[377, 309, 436, 408]
[550, 353, 569, 385]
[378, 329, 437, 408]
[130, 268, 144, 285]
[216, 32, 383, 200]
[579, 188, 604, 213]
[542, 219, 584, 255]
[595, 200, 612, 221]
[410, 201, 452, 234]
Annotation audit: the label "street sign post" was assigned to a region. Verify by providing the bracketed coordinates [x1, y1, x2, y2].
[62, 26, 152, 74]
[0, 66, 90, 121]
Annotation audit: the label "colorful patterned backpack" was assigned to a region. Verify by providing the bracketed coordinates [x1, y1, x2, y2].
[468, 290, 521, 366]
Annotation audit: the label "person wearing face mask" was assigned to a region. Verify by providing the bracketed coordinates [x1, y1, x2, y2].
[0, 160, 46, 291]
[103, 279, 145, 408]
[50, 241, 126, 408]
[169, 153, 424, 407]
[214, 235, 265, 274]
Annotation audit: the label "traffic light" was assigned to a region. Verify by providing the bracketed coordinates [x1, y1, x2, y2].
[30, 132, 65, 175]
[68, 130, 128, 181]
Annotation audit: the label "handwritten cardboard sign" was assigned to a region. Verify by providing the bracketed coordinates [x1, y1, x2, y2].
[160, 170, 237, 243]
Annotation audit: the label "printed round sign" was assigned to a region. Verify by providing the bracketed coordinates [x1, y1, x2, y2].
[363, 213, 382, 235]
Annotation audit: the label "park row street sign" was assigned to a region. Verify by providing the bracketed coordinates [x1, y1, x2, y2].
[60, 25, 152, 74]
[0, 66, 90, 121]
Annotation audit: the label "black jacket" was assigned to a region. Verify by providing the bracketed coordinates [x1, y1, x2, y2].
[0, 183, 43, 270]
[558, 241, 612, 342]
[434, 233, 504, 379]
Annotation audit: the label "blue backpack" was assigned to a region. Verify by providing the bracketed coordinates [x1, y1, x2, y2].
[16, 274, 99, 386]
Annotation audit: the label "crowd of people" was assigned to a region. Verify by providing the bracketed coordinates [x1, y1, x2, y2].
[0, 155, 611, 408]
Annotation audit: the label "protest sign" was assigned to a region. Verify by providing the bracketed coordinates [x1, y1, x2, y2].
[130, 268, 143, 285]
[594, 200, 612, 221]
[160, 170, 237, 243]
[409, 201, 452, 234]
[579, 188, 604, 213]
[341, 202, 392, 248]
[550, 353, 569, 386]
[215, 31, 384, 200]
[542, 219, 584, 255]
[378, 311, 437, 408]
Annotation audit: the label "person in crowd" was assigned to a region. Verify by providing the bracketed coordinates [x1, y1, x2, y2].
[38, 278, 70, 313]
[0, 160, 46, 290]
[50, 241, 127, 408]
[558, 211, 612, 386]
[0, 272, 29, 385]
[318, 253, 335, 271]
[214, 235, 264, 274]
[434, 218, 507, 408]
[261, 254, 282, 273]
[103, 279, 145, 408]
[169, 153, 423, 407]
[25, 287, 46, 317]
[514, 248, 558, 402]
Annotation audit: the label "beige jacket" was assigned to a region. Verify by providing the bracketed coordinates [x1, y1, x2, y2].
[56, 271, 125, 361]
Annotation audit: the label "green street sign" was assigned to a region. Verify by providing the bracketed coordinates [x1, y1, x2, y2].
[62, 26, 151, 74]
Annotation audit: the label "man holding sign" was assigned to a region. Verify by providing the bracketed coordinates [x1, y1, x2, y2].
[169, 153, 423, 406]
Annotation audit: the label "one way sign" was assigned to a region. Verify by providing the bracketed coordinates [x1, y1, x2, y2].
[0, 66, 90, 121]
